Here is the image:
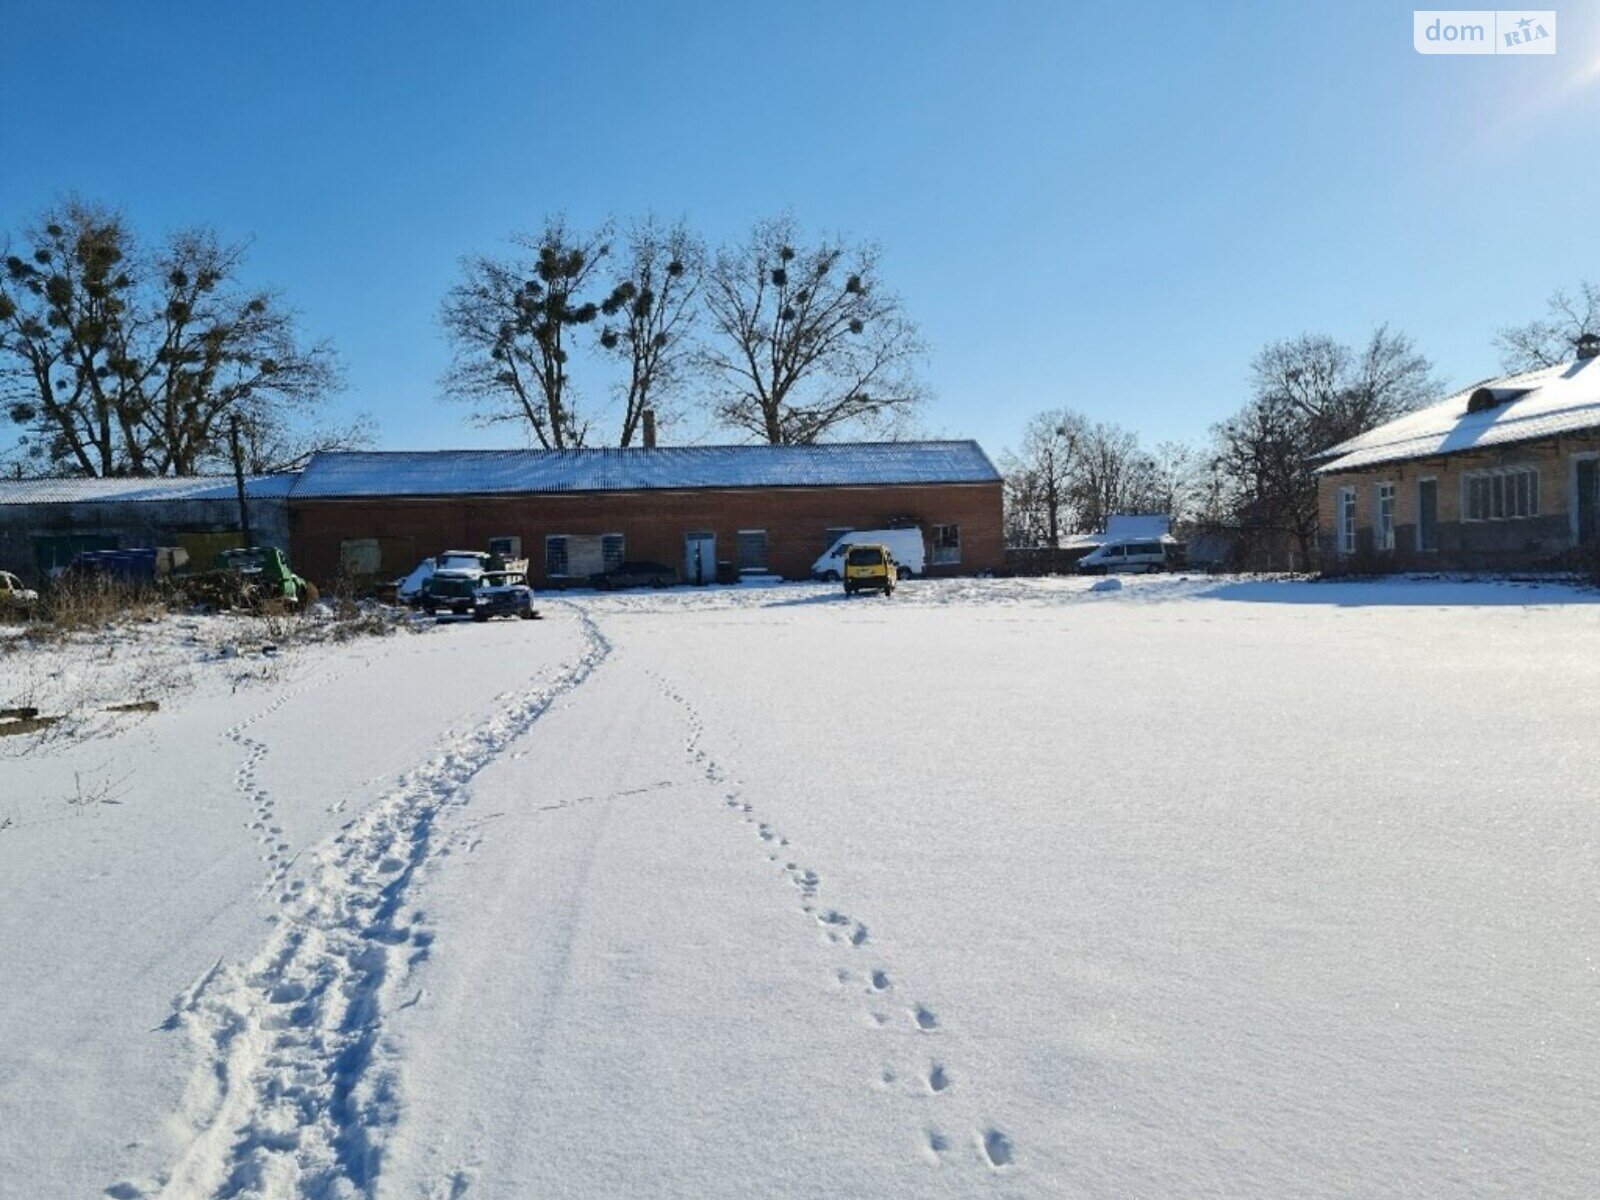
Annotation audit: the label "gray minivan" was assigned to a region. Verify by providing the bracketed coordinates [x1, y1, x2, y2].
[1077, 539, 1184, 575]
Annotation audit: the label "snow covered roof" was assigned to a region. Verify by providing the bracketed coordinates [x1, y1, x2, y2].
[291, 441, 1002, 499]
[0, 474, 297, 506]
[1315, 357, 1600, 473]
[1060, 514, 1172, 549]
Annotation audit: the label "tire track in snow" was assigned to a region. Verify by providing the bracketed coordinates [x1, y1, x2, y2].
[649, 672, 1017, 1175]
[120, 606, 611, 1200]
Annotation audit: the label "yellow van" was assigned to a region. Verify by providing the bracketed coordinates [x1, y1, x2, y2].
[842, 544, 897, 597]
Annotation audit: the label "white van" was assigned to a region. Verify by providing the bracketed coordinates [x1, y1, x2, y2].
[811, 529, 926, 580]
[1077, 538, 1183, 575]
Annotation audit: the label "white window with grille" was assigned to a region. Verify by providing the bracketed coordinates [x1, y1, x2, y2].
[1463, 467, 1539, 521]
[931, 524, 961, 565]
[546, 533, 625, 578]
[1338, 487, 1357, 554]
[737, 530, 768, 572]
[1374, 482, 1395, 551]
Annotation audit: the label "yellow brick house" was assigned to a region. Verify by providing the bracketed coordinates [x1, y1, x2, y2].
[1315, 340, 1600, 572]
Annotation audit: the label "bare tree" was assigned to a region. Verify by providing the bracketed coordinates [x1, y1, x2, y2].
[1142, 440, 1204, 525]
[1000, 410, 1087, 546]
[598, 218, 702, 446]
[1211, 392, 1321, 566]
[1071, 421, 1153, 534]
[237, 411, 375, 474]
[147, 230, 344, 474]
[441, 217, 631, 448]
[0, 199, 342, 476]
[1210, 325, 1436, 566]
[1495, 281, 1600, 372]
[700, 216, 925, 444]
[0, 202, 139, 475]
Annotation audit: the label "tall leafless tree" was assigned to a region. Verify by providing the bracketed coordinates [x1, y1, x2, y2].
[598, 218, 702, 446]
[1000, 410, 1087, 546]
[1210, 325, 1436, 566]
[0, 199, 343, 476]
[699, 216, 925, 444]
[441, 217, 632, 448]
[236, 410, 376, 474]
[1071, 421, 1156, 534]
[1138, 439, 1203, 526]
[1495, 281, 1600, 372]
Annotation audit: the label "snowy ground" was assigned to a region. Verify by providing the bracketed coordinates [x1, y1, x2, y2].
[2, 576, 1598, 1198]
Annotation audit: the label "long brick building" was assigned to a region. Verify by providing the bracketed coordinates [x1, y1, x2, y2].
[1315, 345, 1600, 572]
[287, 441, 1004, 586]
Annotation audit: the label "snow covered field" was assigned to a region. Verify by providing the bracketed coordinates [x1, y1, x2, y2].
[2, 576, 1598, 1199]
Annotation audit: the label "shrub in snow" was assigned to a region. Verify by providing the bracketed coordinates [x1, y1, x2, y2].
[1089, 576, 1123, 592]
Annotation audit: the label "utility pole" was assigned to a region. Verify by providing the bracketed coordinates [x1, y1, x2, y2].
[229, 412, 254, 549]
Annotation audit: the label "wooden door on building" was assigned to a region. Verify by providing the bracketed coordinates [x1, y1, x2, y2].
[1416, 479, 1439, 552]
[1577, 458, 1598, 547]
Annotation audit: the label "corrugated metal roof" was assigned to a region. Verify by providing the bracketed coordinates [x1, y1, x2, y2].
[290, 441, 1002, 499]
[1315, 358, 1600, 473]
[0, 474, 297, 506]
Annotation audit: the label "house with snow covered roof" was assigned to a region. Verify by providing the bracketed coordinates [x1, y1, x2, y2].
[286, 440, 1004, 586]
[1314, 338, 1600, 571]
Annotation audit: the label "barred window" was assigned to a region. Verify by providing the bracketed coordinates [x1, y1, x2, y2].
[1463, 467, 1539, 521]
[547, 534, 623, 577]
[545, 536, 570, 577]
[931, 524, 961, 565]
[737, 529, 768, 571]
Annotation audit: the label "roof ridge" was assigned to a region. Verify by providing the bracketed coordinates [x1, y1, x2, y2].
[312, 439, 980, 458]
[1315, 356, 1600, 473]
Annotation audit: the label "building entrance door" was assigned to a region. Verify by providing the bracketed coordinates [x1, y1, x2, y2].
[1576, 458, 1598, 547]
[684, 531, 716, 584]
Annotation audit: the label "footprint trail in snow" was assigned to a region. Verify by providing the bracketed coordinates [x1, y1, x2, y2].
[651, 671, 1015, 1175]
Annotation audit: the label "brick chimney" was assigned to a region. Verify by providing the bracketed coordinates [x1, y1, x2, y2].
[642, 408, 658, 448]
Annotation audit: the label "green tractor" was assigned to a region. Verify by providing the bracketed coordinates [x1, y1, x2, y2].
[188, 546, 319, 612]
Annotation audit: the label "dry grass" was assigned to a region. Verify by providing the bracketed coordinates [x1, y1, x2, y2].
[15, 574, 165, 641]
[2, 571, 414, 647]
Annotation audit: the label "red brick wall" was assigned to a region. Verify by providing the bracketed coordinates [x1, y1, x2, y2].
[289, 482, 1004, 586]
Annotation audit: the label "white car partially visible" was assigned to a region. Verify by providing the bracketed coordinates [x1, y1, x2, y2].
[0, 570, 39, 609]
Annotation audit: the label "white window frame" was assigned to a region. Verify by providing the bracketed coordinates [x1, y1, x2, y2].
[1374, 481, 1396, 552]
[1338, 487, 1357, 554]
[1415, 475, 1439, 553]
[1462, 465, 1540, 522]
[545, 532, 625, 578]
[931, 523, 962, 565]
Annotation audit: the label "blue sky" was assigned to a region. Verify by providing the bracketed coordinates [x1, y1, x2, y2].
[4, 1, 1599, 460]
